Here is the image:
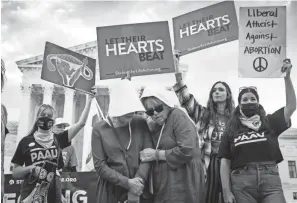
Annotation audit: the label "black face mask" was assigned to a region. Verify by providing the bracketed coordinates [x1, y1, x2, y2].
[240, 103, 259, 117]
[37, 117, 54, 131]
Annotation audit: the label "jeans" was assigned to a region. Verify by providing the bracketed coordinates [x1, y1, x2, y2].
[230, 163, 286, 203]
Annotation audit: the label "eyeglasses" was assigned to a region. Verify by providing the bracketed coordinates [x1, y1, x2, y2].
[145, 105, 164, 116]
[239, 86, 257, 93]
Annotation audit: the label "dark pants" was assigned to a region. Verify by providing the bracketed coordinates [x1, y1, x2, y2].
[230, 163, 286, 203]
[205, 154, 223, 203]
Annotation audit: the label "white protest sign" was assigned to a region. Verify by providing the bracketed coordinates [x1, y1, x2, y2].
[239, 6, 286, 78]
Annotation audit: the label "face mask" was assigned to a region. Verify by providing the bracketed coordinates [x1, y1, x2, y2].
[240, 103, 259, 117]
[37, 117, 54, 131]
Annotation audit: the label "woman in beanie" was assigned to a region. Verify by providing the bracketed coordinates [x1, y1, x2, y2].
[173, 51, 235, 203]
[91, 78, 153, 203]
[218, 59, 296, 203]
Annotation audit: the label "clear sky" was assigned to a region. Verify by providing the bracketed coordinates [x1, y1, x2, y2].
[1, 0, 297, 127]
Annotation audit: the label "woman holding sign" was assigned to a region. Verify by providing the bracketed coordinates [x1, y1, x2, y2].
[11, 91, 95, 203]
[173, 51, 235, 203]
[219, 59, 296, 203]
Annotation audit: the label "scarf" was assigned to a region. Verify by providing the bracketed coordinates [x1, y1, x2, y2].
[239, 114, 262, 131]
[33, 131, 54, 149]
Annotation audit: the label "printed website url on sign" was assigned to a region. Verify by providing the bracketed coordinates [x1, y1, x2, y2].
[187, 38, 227, 52]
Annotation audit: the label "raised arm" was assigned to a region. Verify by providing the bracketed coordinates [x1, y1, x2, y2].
[172, 51, 204, 124]
[283, 59, 296, 123]
[67, 93, 94, 141]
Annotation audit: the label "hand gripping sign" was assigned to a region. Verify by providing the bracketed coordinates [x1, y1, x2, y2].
[41, 42, 96, 93]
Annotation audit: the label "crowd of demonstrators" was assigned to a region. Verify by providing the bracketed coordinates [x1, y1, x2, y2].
[10, 90, 95, 203]
[140, 87, 205, 203]
[1, 59, 9, 199]
[173, 52, 235, 203]
[91, 77, 153, 203]
[53, 118, 78, 172]
[219, 59, 296, 203]
[2, 54, 296, 203]
[88, 58, 295, 203]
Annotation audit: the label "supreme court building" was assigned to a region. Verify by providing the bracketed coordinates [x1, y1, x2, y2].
[15, 40, 189, 171]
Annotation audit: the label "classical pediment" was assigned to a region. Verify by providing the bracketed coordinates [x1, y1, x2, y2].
[16, 40, 189, 74]
[16, 40, 97, 68]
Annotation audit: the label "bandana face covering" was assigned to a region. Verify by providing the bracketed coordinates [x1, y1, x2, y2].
[33, 131, 54, 149]
[239, 114, 262, 131]
[240, 103, 259, 118]
[37, 117, 54, 131]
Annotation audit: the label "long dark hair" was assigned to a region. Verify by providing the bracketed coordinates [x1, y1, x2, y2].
[199, 81, 235, 133]
[26, 104, 56, 137]
[224, 104, 270, 139]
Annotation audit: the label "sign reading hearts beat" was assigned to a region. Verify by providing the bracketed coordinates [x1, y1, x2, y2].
[172, 1, 238, 55]
[41, 42, 96, 94]
[239, 6, 286, 78]
[96, 21, 175, 80]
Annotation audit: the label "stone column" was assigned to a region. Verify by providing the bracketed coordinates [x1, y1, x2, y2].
[16, 85, 32, 143]
[63, 88, 75, 125]
[42, 85, 53, 105]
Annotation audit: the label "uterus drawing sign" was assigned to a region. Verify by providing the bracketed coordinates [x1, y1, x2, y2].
[46, 54, 93, 88]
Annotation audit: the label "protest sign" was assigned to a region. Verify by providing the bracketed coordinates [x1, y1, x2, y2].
[41, 42, 96, 93]
[239, 6, 286, 78]
[3, 172, 97, 203]
[96, 21, 175, 80]
[172, 1, 238, 55]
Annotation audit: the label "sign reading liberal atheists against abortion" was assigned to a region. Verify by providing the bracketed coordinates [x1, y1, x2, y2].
[239, 7, 286, 78]
[96, 21, 175, 80]
[41, 42, 96, 93]
[172, 1, 238, 55]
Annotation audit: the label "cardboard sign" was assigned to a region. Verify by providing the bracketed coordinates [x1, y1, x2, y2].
[96, 21, 175, 80]
[3, 172, 97, 203]
[41, 42, 96, 93]
[172, 1, 238, 55]
[239, 6, 286, 78]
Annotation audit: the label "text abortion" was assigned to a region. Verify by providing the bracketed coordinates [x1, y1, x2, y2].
[244, 8, 281, 55]
[105, 35, 165, 62]
[179, 15, 231, 38]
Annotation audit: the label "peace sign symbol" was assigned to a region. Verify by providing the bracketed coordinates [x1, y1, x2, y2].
[253, 57, 268, 72]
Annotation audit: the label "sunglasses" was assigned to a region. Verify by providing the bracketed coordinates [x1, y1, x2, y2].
[145, 105, 164, 116]
[239, 86, 257, 93]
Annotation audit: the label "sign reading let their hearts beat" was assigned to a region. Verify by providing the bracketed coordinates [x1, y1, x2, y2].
[172, 1, 238, 55]
[96, 21, 175, 80]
